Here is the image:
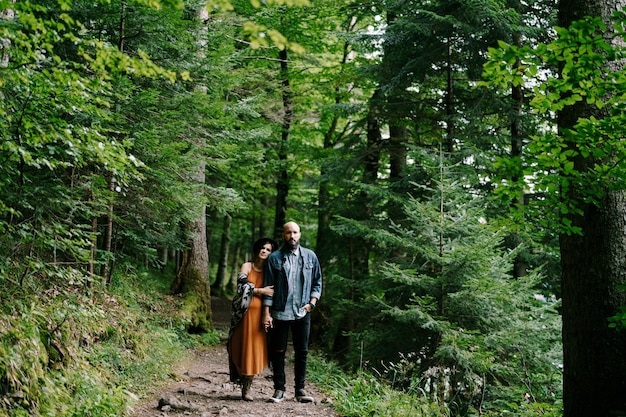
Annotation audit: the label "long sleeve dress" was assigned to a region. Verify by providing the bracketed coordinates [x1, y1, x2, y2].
[227, 269, 268, 382]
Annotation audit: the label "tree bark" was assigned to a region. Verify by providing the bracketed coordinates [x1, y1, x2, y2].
[229, 243, 241, 294]
[274, 47, 291, 238]
[387, 123, 407, 225]
[99, 173, 115, 283]
[560, 194, 626, 416]
[383, 10, 408, 227]
[213, 214, 231, 296]
[558, 1, 626, 415]
[171, 160, 212, 332]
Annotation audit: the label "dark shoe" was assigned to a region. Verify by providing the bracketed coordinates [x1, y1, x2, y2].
[268, 389, 285, 403]
[295, 389, 313, 403]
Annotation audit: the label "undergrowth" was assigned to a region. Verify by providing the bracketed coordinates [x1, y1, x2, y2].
[0, 267, 220, 416]
[308, 355, 444, 417]
[308, 355, 562, 417]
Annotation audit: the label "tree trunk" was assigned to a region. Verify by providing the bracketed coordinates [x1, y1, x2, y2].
[331, 90, 382, 358]
[171, 160, 212, 333]
[560, 194, 626, 416]
[260, 195, 270, 238]
[90, 211, 97, 277]
[159, 246, 168, 270]
[99, 173, 115, 283]
[383, 10, 408, 227]
[229, 243, 241, 294]
[558, 1, 626, 415]
[509, 31, 527, 279]
[316, 118, 335, 266]
[100, 2, 126, 283]
[387, 123, 407, 225]
[213, 214, 231, 296]
[444, 39, 454, 154]
[274, 47, 291, 237]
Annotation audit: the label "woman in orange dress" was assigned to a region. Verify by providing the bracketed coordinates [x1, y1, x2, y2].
[227, 237, 277, 401]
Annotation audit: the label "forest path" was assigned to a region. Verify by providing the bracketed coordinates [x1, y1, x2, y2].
[130, 297, 340, 417]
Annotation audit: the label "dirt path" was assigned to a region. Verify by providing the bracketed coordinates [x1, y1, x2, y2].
[130, 297, 340, 417]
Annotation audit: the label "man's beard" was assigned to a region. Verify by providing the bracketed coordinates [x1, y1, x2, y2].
[285, 240, 299, 250]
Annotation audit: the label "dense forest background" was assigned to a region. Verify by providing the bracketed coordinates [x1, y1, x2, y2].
[2, 0, 626, 415]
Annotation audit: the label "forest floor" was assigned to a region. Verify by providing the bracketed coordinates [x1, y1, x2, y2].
[130, 297, 340, 417]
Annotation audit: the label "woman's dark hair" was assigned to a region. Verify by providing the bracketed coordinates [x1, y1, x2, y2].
[253, 237, 278, 257]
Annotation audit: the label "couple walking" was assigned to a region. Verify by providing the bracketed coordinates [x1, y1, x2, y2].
[227, 221, 323, 403]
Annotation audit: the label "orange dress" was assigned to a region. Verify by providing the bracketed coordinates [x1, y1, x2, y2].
[229, 269, 268, 377]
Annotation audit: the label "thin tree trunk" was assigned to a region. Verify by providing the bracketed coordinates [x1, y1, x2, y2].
[213, 214, 231, 296]
[90, 208, 97, 277]
[229, 244, 241, 294]
[316, 118, 335, 265]
[99, 173, 115, 283]
[444, 38, 454, 154]
[159, 246, 168, 270]
[274, 47, 291, 237]
[383, 10, 408, 227]
[118, 1, 125, 52]
[508, 31, 527, 279]
[99, 1, 126, 283]
[317, 15, 360, 263]
[259, 195, 269, 238]
[316, 18, 354, 264]
[387, 123, 407, 225]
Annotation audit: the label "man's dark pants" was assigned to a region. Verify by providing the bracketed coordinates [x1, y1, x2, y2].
[268, 313, 311, 391]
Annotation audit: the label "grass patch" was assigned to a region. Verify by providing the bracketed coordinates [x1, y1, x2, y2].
[0, 267, 220, 416]
[308, 353, 563, 417]
[308, 354, 443, 417]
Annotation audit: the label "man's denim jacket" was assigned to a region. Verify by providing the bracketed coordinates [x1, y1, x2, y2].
[262, 246, 322, 312]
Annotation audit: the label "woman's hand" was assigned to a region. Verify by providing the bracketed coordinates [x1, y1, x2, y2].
[260, 285, 274, 297]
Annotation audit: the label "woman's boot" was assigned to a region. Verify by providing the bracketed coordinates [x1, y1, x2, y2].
[241, 376, 254, 401]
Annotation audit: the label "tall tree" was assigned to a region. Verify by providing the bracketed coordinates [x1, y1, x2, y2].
[173, 156, 212, 331]
[556, 2, 626, 415]
[485, 4, 626, 414]
[274, 45, 292, 236]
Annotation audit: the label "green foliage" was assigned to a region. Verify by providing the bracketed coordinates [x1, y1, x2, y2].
[483, 10, 626, 235]
[0, 0, 192, 286]
[206, 0, 310, 13]
[331, 153, 562, 414]
[0, 288, 127, 415]
[205, 0, 310, 52]
[0, 0, 263, 280]
[308, 354, 443, 417]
